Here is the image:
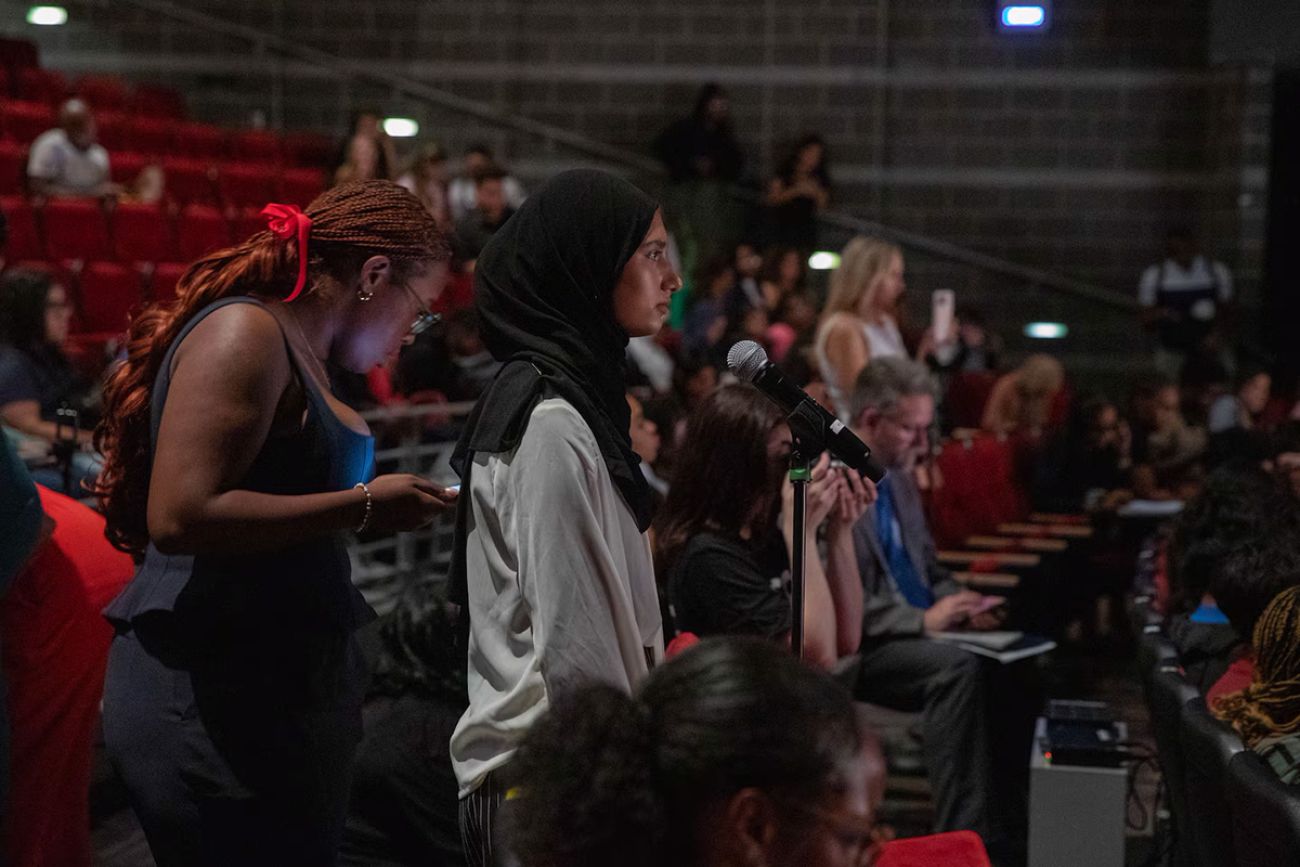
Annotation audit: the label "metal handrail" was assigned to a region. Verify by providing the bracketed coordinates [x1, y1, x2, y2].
[108, 0, 1137, 313]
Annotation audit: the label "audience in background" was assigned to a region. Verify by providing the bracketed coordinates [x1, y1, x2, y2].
[815, 236, 909, 419]
[1033, 396, 1132, 514]
[0, 269, 101, 494]
[763, 134, 831, 252]
[681, 256, 736, 356]
[627, 392, 668, 499]
[729, 241, 764, 310]
[27, 99, 115, 199]
[446, 144, 526, 223]
[333, 109, 398, 184]
[508, 638, 876, 867]
[452, 164, 516, 268]
[981, 354, 1064, 437]
[1213, 584, 1300, 785]
[396, 141, 453, 230]
[924, 305, 1002, 376]
[1267, 421, 1300, 501]
[1129, 379, 1207, 499]
[1208, 365, 1271, 434]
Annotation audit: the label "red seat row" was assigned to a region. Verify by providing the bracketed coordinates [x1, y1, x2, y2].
[1, 65, 187, 119]
[1, 197, 322, 264]
[8, 259, 188, 338]
[926, 434, 1034, 550]
[0, 102, 335, 168]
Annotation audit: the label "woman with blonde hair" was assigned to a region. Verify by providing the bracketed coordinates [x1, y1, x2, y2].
[981, 353, 1065, 436]
[814, 236, 907, 419]
[1214, 584, 1300, 784]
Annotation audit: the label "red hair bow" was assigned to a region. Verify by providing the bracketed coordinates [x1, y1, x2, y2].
[261, 203, 313, 302]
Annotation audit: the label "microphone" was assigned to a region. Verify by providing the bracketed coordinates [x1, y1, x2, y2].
[727, 340, 886, 483]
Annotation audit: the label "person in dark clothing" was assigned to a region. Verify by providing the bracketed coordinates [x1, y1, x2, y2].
[653, 83, 744, 184]
[762, 134, 831, 252]
[453, 165, 515, 267]
[655, 383, 873, 670]
[339, 589, 466, 866]
[95, 182, 456, 867]
[0, 268, 100, 494]
[1033, 396, 1132, 513]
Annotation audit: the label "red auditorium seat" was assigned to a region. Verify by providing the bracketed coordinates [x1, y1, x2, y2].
[113, 202, 174, 263]
[148, 262, 188, 304]
[131, 85, 186, 119]
[175, 204, 230, 261]
[230, 207, 267, 245]
[230, 130, 281, 162]
[0, 197, 43, 261]
[160, 157, 218, 206]
[174, 123, 227, 160]
[93, 110, 132, 151]
[279, 168, 325, 206]
[944, 371, 1000, 431]
[16, 68, 67, 106]
[282, 132, 335, 168]
[150, 262, 188, 302]
[42, 199, 112, 261]
[129, 117, 174, 154]
[0, 140, 25, 195]
[3, 100, 56, 145]
[77, 261, 143, 335]
[76, 75, 130, 112]
[0, 68, 9, 101]
[876, 831, 992, 867]
[219, 163, 278, 208]
[109, 151, 152, 186]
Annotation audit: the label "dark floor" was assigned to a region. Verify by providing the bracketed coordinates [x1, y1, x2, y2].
[90, 635, 1163, 867]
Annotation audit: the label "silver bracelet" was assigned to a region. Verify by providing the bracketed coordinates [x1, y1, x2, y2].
[354, 481, 372, 533]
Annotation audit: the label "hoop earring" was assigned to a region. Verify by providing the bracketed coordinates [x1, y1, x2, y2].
[357, 287, 374, 302]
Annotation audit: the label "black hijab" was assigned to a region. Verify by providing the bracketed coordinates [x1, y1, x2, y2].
[448, 169, 660, 603]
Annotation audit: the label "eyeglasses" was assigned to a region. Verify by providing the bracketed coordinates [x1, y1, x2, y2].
[779, 798, 880, 865]
[399, 282, 441, 336]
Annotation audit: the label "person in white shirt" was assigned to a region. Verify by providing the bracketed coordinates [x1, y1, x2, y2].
[1138, 227, 1234, 377]
[26, 99, 115, 199]
[446, 169, 681, 867]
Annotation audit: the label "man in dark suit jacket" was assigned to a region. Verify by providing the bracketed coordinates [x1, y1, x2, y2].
[845, 357, 1002, 845]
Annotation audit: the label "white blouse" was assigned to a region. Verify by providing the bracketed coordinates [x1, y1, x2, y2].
[450, 397, 663, 797]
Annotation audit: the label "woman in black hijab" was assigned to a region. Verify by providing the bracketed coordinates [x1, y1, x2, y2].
[447, 169, 682, 864]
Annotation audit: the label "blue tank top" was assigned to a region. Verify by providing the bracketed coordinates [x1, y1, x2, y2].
[104, 297, 376, 691]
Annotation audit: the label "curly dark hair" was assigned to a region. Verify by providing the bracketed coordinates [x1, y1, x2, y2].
[508, 637, 861, 867]
[1206, 487, 1300, 640]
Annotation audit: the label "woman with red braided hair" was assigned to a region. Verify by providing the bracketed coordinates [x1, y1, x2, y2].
[94, 181, 456, 866]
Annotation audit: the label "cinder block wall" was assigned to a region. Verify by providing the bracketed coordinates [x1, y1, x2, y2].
[3, 0, 1271, 315]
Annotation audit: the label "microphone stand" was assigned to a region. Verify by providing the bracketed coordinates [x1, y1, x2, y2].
[788, 443, 812, 661]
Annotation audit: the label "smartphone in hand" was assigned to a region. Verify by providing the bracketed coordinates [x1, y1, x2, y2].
[932, 289, 955, 344]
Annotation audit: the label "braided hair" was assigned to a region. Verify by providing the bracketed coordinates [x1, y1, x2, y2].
[1214, 584, 1300, 748]
[93, 180, 450, 556]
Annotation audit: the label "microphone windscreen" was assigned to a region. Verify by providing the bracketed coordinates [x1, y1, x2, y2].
[727, 340, 768, 383]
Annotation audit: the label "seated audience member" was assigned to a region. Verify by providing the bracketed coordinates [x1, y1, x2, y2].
[767, 291, 818, 364]
[1266, 421, 1300, 501]
[720, 297, 771, 362]
[925, 305, 1002, 376]
[453, 165, 515, 268]
[332, 109, 397, 184]
[814, 236, 909, 419]
[728, 241, 764, 310]
[0, 269, 100, 494]
[1206, 501, 1300, 704]
[447, 144, 526, 223]
[671, 352, 719, 414]
[681, 256, 735, 356]
[846, 357, 1009, 845]
[1128, 378, 1206, 499]
[980, 354, 1064, 437]
[338, 590, 466, 866]
[758, 245, 807, 312]
[2, 484, 134, 867]
[1208, 364, 1271, 434]
[627, 392, 667, 498]
[1213, 584, 1300, 784]
[396, 141, 453, 230]
[1164, 467, 1280, 690]
[656, 384, 872, 668]
[1032, 396, 1132, 514]
[26, 99, 116, 199]
[508, 637, 880, 867]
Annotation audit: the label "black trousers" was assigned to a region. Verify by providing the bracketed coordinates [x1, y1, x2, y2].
[102, 631, 366, 867]
[459, 769, 516, 867]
